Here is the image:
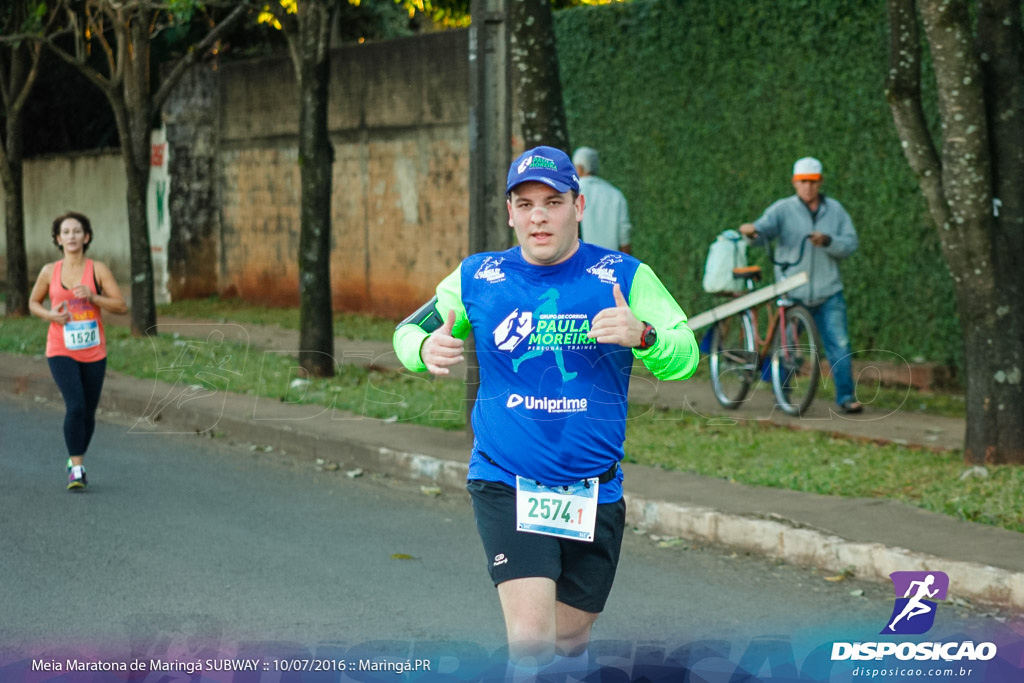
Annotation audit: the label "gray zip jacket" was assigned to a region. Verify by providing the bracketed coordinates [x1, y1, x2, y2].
[751, 193, 858, 306]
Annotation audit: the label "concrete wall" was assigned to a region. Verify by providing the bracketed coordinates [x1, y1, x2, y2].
[4, 30, 471, 318]
[0, 151, 131, 284]
[210, 30, 471, 317]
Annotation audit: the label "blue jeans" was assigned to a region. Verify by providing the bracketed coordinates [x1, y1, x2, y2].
[802, 291, 855, 407]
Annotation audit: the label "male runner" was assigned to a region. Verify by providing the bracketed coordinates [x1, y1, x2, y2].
[394, 146, 699, 681]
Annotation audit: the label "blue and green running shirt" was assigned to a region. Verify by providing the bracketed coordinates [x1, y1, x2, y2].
[394, 242, 699, 503]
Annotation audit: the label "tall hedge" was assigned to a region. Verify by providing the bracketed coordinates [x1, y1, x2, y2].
[555, 0, 960, 370]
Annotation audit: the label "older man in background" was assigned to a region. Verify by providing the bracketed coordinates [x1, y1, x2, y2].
[572, 147, 632, 254]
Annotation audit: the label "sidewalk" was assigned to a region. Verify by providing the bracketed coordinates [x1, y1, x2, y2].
[3, 315, 1021, 612]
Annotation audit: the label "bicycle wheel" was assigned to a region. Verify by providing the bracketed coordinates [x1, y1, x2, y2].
[770, 304, 821, 416]
[708, 312, 757, 409]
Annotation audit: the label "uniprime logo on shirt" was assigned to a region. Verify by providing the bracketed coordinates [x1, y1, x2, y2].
[506, 393, 588, 415]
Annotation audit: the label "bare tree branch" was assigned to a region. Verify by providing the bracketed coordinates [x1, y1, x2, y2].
[153, 1, 254, 109]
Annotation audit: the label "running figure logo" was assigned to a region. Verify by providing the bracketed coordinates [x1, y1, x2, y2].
[881, 571, 949, 635]
[494, 289, 578, 383]
[494, 308, 533, 352]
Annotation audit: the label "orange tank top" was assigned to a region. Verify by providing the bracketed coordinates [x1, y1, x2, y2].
[45, 259, 107, 362]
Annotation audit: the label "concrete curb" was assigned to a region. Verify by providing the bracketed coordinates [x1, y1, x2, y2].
[4, 353, 1021, 612]
[625, 497, 1024, 610]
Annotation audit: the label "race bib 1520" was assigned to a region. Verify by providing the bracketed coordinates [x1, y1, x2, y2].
[63, 319, 100, 351]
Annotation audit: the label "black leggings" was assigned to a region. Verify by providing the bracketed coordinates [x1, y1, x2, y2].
[47, 356, 107, 457]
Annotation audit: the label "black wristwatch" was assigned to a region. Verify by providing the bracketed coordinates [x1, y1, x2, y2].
[637, 322, 657, 350]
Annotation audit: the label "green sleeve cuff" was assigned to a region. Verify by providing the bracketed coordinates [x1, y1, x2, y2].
[392, 266, 467, 372]
[394, 324, 430, 372]
[628, 264, 700, 380]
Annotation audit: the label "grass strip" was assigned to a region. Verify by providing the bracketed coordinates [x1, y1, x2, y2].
[1, 309, 1017, 534]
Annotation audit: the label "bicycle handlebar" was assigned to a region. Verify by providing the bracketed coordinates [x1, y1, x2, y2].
[768, 233, 813, 272]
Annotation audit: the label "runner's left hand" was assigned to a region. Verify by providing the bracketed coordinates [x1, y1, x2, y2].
[588, 284, 645, 348]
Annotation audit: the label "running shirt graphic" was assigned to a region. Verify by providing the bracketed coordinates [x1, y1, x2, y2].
[499, 288, 587, 383]
[462, 243, 639, 502]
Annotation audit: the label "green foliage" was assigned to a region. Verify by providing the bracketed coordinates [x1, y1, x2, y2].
[555, 0, 961, 371]
[166, 0, 199, 24]
[0, 1, 48, 39]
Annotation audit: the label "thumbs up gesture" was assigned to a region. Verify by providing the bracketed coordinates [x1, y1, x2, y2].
[588, 283, 645, 348]
[421, 309, 465, 375]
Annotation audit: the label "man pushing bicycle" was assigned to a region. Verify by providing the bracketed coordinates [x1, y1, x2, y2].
[739, 156, 863, 414]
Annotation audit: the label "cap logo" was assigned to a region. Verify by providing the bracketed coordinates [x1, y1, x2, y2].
[507, 146, 579, 193]
[519, 155, 558, 174]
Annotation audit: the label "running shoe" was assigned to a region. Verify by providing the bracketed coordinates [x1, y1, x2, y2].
[67, 464, 88, 490]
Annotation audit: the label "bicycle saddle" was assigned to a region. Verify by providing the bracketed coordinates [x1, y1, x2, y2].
[732, 265, 762, 281]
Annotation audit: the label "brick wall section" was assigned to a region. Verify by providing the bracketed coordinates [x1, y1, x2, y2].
[219, 147, 302, 305]
[212, 31, 470, 317]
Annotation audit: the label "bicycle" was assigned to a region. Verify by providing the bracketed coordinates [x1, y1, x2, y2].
[707, 236, 822, 416]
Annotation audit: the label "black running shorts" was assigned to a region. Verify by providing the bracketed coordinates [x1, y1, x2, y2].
[466, 478, 627, 614]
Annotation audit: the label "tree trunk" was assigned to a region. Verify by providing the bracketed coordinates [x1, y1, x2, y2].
[123, 150, 158, 336]
[165, 65, 220, 300]
[1, 42, 37, 318]
[2, 113, 29, 317]
[508, 0, 570, 151]
[886, 0, 1024, 464]
[114, 94, 158, 336]
[972, 0, 1024, 463]
[295, 0, 336, 378]
[120, 16, 159, 337]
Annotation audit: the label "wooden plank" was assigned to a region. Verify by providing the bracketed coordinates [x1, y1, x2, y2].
[685, 272, 809, 332]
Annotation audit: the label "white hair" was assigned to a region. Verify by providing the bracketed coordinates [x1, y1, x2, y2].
[572, 147, 600, 175]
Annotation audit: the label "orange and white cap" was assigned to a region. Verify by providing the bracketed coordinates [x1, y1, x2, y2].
[792, 157, 823, 181]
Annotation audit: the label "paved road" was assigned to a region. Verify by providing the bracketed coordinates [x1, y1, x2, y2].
[1, 396, 1011, 681]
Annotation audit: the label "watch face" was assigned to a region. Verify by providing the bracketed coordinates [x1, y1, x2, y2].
[642, 325, 657, 348]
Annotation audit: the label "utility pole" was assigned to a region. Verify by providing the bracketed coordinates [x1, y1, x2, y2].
[468, 0, 511, 254]
[466, 0, 511, 430]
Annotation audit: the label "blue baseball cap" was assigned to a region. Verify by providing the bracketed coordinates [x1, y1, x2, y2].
[506, 146, 580, 194]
